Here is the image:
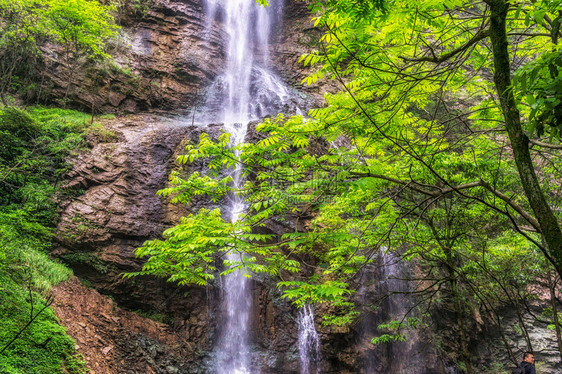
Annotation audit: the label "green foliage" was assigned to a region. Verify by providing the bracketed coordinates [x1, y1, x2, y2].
[0, 107, 41, 141]
[132, 1, 561, 351]
[0, 212, 82, 373]
[279, 277, 359, 326]
[304, 0, 387, 20]
[45, 0, 118, 60]
[371, 318, 424, 345]
[86, 122, 119, 143]
[0, 0, 45, 101]
[62, 252, 113, 275]
[543, 307, 562, 331]
[0, 106, 89, 210]
[126, 208, 289, 286]
[513, 49, 562, 139]
[0, 273, 81, 373]
[0, 106, 91, 373]
[0, 0, 119, 101]
[112, 0, 155, 18]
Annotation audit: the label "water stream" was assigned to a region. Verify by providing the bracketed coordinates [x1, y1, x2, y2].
[198, 1, 298, 372]
[297, 305, 321, 374]
[198, 0, 301, 126]
[356, 252, 423, 373]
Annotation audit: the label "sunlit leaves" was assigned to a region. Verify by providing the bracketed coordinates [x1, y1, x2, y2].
[513, 48, 562, 140]
[0, 0, 118, 60]
[130, 0, 561, 334]
[129, 208, 280, 286]
[279, 279, 351, 304]
[45, 0, 118, 59]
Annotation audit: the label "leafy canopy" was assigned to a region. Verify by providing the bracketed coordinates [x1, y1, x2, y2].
[132, 0, 562, 332]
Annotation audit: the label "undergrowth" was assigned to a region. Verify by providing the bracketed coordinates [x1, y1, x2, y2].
[0, 105, 95, 373]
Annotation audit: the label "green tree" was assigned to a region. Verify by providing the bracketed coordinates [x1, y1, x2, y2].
[131, 2, 562, 369]
[0, 0, 46, 103]
[0, 106, 91, 373]
[45, 0, 118, 98]
[0, 0, 118, 103]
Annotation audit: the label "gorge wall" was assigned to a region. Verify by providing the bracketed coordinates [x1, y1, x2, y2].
[39, 0, 322, 114]
[47, 1, 562, 373]
[52, 114, 358, 373]
[52, 112, 562, 373]
[51, 1, 330, 372]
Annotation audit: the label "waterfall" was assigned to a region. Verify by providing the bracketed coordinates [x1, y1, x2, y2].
[198, 1, 295, 372]
[379, 252, 412, 370]
[297, 305, 321, 374]
[198, 0, 302, 126]
[355, 251, 424, 373]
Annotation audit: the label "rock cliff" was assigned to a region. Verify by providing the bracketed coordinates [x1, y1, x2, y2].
[53, 115, 309, 372]
[53, 114, 562, 373]
[38, 0, 320, 114]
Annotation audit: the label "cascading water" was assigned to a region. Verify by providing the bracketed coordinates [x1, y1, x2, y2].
[198, 0, 302, 126]
[297, 305, 321, 374]
[198, 1, 301, 372]
[355, 251, 425, 373]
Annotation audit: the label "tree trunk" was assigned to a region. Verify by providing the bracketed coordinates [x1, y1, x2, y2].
[451, 277, 473, 374]
[548, 271, 562, 361]
[488, 0, 562, 278]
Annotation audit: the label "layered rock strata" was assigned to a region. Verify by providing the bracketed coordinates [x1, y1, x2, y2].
[54, 116, 306, 372]
[38, 0, 319, 114]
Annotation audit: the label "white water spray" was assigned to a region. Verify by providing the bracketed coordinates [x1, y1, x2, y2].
[198, 0, 302, 126]
[297, 305, 321, 374]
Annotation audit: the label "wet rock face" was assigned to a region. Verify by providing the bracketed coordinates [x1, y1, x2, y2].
[53, 114, 469, 374]
[55, 115, 227, 370]
[57, 114, 560, 374]
[54, 115, 211, 314]
[58, 115, 183, 246]
[54, 113, 430, 373]
[38, 0, 318, 114]
[472, 301, 562, 374]
[41, 0, 214, 113]
[54, 115, 307, 372]
[270, 1, 325, 92]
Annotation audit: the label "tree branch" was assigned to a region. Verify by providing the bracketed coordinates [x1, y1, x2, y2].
[0, 295, 54, 354]
[401, 29, 490, 64]
[479, 180, 541, 231]
[529, 139, 562, 150]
